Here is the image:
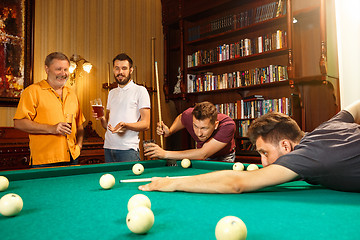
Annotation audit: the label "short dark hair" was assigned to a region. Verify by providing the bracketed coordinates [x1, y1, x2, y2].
[247, 112, 304, 145]
[45, 52, 70, 67]
[192, 101, 218, 124]
[113, 53, 133, 68]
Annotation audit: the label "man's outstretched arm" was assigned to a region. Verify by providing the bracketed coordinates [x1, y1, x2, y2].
[139, 164, 299, 194]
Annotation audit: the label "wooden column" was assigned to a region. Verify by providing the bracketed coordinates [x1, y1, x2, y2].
[286, 0, 295, 80]
[319, 0, 328, 77]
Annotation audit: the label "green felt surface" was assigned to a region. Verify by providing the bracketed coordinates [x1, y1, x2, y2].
[0, 160, 360, 240]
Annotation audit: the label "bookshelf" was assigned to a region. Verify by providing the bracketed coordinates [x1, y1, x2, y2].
[161, 0, 339, 163]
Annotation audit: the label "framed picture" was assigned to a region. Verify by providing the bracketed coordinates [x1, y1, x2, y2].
[0, 0, 34, 107]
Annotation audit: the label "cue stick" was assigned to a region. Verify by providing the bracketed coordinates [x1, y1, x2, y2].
[151, 37, 156, 140]
[119, 176, 189, 183]
[155, 62, 177, 166]
[154, 61, 164, 148]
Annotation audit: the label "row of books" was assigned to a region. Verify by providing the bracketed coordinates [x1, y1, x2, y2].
[187, 30, 287, 68]
[255, 0, 286, 23]
[238, 97, 292, 119]
[187, 65, 288, 93]
[188, 0, 286, 42]
[214, 96, 292, 121]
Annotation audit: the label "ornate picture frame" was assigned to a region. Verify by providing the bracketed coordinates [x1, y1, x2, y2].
[0, 0, 34, 107]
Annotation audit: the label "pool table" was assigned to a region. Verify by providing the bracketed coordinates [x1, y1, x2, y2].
[1, 160, 359, 239]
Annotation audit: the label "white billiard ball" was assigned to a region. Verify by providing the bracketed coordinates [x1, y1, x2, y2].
[215, 216, 247, 240]
[126, 206, 154, 234]
[132, 163, 144, 175]
[246, 164, 259, 171]
[232, 162, 244, 171]
[99, 174, 115, 190]
[181, 159, 191, 168]
[0, 193, 23, 217]
[0, 176, 9, 191]
[127, 194, 151, 212]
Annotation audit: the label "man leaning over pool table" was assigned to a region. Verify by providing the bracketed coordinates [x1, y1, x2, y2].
[145, 101, 236, 162]
[140, 100, 360, 193]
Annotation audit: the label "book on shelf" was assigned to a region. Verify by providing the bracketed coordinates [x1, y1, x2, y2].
[214, 97, 292, 122]
[236, 97, 292, 120]
[187, 1, 287, 42]
[186, 64, 288, 93]
[187, 29, 287, 68]
[276, 0, 284, 17]
[215, 102, 237, 119]
[255, 1, 278, 23]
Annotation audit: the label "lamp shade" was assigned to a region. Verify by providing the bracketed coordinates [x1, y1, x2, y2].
[69, 61, 77, 73]
[82, 62, 92, 73]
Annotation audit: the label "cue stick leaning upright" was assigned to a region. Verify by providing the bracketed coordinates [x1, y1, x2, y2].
[154, 61, 164, 148]
[155, 61, 177, 166]
[151, 37, 156, 139]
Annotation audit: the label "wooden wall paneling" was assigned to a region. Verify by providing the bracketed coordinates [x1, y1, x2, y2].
[1, 0, 169, 162]
[293, 9, 321, 78]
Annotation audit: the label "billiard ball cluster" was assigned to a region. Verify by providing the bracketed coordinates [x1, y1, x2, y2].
[126, 194, 154, 234]
[125, 192, 248, 239]
[0, 176, 24, 217]
[125, 192, 248, 238]
[233, 163, 259, 171]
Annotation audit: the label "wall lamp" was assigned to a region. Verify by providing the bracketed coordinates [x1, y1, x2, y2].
[68, 54, 93, 85]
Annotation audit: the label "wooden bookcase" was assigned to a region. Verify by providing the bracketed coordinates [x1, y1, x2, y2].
[161, 0, 339, 163]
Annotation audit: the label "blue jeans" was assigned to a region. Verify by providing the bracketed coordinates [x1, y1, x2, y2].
[104, 148, 140, 163]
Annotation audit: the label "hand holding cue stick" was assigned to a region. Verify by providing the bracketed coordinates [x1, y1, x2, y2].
[155, 61, 177, 166]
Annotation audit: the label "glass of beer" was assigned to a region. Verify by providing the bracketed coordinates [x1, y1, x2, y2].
[65, 113, 73, 128]
[143, 139, 155, 150]
[91, 98, 104, 118]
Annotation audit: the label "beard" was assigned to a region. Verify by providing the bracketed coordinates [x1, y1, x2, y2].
[115, 73, 131, 86]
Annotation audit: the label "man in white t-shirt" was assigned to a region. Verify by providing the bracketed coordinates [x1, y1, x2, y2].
[93, 53, 151, 162]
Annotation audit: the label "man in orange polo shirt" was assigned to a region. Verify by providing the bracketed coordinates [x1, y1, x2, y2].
[13, 52, 85, 167]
